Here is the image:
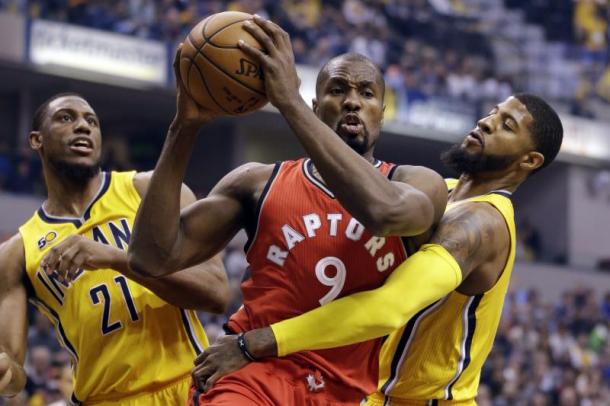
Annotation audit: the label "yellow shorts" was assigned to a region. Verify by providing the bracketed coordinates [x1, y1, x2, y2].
[366, 392, 476, 406]
[86, 375, 191, 406]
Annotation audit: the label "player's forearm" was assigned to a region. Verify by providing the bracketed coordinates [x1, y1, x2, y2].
[278, 98, 430, 235]
[132, 268, 229, 312]
[269, 244, 462, 356]
[129, 121, 200, 276]
[121, 247, 230, 312]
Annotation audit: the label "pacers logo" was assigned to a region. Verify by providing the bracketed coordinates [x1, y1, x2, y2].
[38, 231, 57, 250]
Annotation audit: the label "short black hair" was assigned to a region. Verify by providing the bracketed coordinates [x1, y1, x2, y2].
[514, 93, 563, 169]
[32, 92, 87, 131]
[315, 53, 385, 99]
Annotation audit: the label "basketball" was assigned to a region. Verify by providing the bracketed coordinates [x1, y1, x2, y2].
[179, 11, 267, 116]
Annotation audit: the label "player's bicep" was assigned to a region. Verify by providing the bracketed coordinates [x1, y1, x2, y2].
[429, 204, 500, 279]
[178, 194, 243, 265]
[172, 164, 261, 267]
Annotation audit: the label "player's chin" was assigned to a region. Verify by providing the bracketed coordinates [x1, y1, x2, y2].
[344, 136, 368, 155]
[65, 154, 99, 167]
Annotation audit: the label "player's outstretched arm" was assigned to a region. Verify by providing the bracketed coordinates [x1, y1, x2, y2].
[238, 16, 446, 236]
[263, 202, 508, 355]
[127, 172, 231, 311]
[193, 202, 508, 390]
[129, 45, 246, 278]
[0, 235, 28, 397]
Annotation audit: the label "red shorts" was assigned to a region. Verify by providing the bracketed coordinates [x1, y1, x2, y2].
[188, 358, 365, 405]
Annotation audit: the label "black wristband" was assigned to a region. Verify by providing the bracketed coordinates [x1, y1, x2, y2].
[237, 332, 257, 362]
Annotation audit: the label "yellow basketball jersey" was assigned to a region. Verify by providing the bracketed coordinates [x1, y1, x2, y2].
[19, 171, 209, 405]
[373, 179, 516, 405]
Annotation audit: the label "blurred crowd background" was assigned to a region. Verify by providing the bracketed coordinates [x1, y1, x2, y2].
[0, 0, 609, 405]
[2, 0, 610, 192]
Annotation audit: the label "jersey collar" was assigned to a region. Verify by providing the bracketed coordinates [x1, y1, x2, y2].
[302, 158, 381, 199]
[37, 172, 112, 227]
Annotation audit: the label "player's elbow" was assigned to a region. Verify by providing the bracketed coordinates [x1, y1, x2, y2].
[208, 286, 231, 314]
[127, 249, 169, 278]
[367, 195, 434, 237]
[206, 274, 232, 314]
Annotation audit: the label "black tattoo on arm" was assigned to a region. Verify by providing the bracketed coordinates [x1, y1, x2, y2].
[430, 203, 500, 279]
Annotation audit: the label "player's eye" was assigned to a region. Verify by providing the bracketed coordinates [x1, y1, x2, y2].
[87, 117, 98, 126]
[362, 89, 374, 98]
[61, 114, 73, 122]
[503, 121, 513, 132]
[330, 87, 343, 95]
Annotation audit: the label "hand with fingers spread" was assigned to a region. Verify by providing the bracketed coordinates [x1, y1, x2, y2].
[238, 15, 301, 111]
[192, 335, 249, 393]
[172, 44, 222, 130]
[40, 235, 123, 283]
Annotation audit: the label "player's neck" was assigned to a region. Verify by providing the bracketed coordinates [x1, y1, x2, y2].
[43, 170, 104, 218]
[450, 173, 517, 202]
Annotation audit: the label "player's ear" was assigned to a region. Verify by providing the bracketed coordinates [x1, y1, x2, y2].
[29, 131, 43, 151]
[312, 99, 319, 116]
[381, 104, 386, 126]
[520, 151, 544, 172]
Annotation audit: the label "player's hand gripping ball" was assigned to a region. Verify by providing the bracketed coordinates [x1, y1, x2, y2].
[180, 11, 268, 116]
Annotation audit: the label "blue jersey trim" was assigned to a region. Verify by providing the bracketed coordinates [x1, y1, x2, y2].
[180, 309, 204, 355]
[37, 172, 112, 227]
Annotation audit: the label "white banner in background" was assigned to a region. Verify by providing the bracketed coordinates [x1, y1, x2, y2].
[560, 114, 610, 162]
[29, 20, 167, 85]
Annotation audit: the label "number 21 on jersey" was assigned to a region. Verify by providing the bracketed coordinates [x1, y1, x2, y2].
[89, 275, 139, 335]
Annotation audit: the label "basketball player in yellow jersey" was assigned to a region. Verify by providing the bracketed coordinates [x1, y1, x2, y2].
[0, 93, 230, 405]
[195, 94, 564, 405]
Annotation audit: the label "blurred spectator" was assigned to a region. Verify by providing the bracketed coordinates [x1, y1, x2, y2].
[47, 365, 73, 406]
[574, 0, 608, 64]
[480, 286, 610, 404]
[4, 148, 42, 195]
[0, 142, 12, 189]
[28, 312, 62, 353]
[24, 346, 53, 398]
[349, 25, 387, 67]
[518, 218, 542, 261]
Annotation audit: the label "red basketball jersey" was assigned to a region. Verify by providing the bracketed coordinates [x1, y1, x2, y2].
[227, 158, 411, 397]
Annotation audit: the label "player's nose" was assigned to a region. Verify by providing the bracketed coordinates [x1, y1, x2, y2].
[477, 116, 492, 134]
[342, 89, 361, 111]
[73, 116, 92, 134]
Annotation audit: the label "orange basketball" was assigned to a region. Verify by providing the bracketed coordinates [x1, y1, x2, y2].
[180, 11, 267, 116]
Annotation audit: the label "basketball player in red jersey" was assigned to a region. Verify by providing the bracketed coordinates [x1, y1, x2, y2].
[129, 16, 447, 406]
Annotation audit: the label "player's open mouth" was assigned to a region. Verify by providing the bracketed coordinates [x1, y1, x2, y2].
[69, 138, 94, 155]
[338, 114, 364, 136]
[466, 130, 484, 147]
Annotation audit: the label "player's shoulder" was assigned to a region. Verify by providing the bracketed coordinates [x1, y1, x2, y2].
[0, 233, 25, 279]
[213, 162, 277, 196]
[0, 233, 24, 253]
[132, 170, 153, 197]
[445, 199, 508, 237]
[391, 164, 444, 186]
